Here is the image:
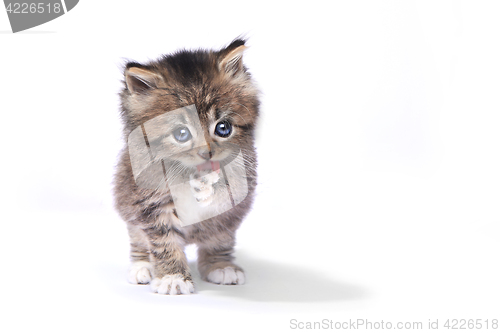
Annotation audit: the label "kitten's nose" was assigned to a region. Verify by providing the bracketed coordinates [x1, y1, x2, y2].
[197, 149, 212, 160]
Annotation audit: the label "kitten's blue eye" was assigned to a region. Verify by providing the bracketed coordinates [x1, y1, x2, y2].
[215, 120, 232, 138]
[173, 127, 192, 142]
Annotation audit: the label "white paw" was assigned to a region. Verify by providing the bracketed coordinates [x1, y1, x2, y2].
[206, 267, 245, 285]
[150, 274, 195, 295]
[128, 261, 152, 284]
[189, 172, 219, 207]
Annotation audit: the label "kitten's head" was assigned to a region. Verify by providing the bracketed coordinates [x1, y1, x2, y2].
[120, 39, 259, 186]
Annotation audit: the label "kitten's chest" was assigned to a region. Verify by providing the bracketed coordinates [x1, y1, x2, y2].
[168, 177, 231, 227]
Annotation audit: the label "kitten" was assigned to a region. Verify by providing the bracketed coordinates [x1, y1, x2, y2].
[113, 39, 259, 295]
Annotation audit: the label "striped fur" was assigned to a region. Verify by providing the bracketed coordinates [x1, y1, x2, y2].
[113, 39, 259, 295]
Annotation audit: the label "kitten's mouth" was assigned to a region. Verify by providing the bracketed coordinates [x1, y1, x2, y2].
[196, 160, 220, 173]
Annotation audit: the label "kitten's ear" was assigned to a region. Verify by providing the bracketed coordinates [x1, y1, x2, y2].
[218, 39, 247, 74]
[125, 66, 165, 94]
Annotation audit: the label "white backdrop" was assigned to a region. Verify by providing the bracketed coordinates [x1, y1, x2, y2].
[1, 1, 499, 332]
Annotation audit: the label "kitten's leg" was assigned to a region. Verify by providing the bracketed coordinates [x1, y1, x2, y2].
[127, 224, 152, 284]
[198, 242, 245, 285]
[145, 226, 194, 295]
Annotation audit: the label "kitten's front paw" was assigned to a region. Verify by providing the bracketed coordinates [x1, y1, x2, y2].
[128, 261, 152, 284]
[189, 171, 219, 207]
[206, 265, 245, 285]
[150, 274, 195, 295]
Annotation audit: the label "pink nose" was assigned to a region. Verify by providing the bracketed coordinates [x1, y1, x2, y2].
[197, 149, 212, 160]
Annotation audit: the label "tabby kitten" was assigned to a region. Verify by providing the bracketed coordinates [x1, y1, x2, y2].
[113, 39, 259, 295]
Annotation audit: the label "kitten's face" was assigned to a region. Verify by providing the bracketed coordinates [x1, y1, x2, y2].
[138, 103, 245, 173]
[158, 107, 240, 168]
[120, 40, 259, 187]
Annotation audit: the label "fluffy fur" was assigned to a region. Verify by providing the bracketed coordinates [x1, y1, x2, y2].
[113, 39, 259, 295]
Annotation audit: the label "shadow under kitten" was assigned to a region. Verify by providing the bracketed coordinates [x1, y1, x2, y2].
[190, 251, 369, 303]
